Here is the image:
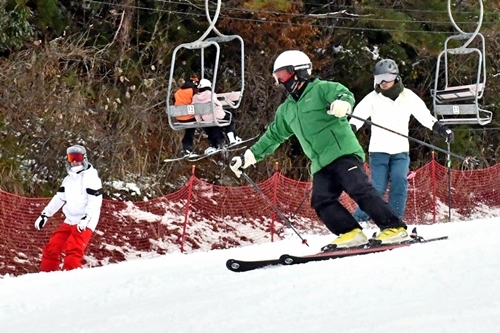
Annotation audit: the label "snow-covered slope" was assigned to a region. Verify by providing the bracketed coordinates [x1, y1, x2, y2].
[1, 218, 500, 333]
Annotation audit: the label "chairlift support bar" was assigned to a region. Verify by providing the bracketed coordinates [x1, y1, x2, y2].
[166, 0, 245, 131]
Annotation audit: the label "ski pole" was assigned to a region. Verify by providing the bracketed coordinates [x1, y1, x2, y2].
[240, 171, 309, 247]
[289, 186, 313, 222]
[348, 113, 478, 165]
[446, 141, 452, 222]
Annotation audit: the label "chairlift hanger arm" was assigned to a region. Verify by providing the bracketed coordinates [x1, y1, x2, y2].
[197, 0, 224, 42]
[447, 0, 483, 48]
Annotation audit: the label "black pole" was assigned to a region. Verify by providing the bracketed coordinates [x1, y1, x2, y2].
[447, 141, 452, 222]
[240, 171, 309, 246]
[288, 187, 313, 222]
[349, 113, 478, 165]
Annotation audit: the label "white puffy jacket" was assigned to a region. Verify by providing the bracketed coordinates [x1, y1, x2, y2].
[349, 88, 439, 155]
[43, 164, 103, 231]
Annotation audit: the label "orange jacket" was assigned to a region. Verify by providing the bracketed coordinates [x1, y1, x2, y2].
[174, 87, 195, 121]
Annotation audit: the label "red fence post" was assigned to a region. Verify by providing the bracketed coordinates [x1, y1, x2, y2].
[180, 165, 196, 253]
[271, 162, 280, 242]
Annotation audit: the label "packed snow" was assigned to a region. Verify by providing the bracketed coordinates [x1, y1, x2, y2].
[1, 217, 500, 333]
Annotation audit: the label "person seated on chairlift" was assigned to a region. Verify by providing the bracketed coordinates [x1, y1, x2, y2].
[173, 76, 199, 157]
[192, 79, 241, 155]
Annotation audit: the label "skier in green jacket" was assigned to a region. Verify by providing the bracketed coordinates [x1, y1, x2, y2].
[230, 50, 410, 250]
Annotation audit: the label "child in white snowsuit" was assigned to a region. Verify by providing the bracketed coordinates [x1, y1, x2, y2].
[34, 145, 103, 271]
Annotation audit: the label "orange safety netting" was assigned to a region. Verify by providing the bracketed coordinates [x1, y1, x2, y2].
[1, 159, 499, 276]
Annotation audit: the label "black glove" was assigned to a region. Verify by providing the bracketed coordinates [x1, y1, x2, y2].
[432, 122, 454, 143]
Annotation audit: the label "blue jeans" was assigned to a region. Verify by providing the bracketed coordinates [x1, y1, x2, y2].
[353, 152, 410, 221]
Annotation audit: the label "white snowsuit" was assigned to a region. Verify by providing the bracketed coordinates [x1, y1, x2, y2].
[43, 164, 103, 231]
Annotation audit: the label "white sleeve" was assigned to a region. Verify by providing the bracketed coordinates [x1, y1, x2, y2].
[83, 168, 103, 229]
[44, 191, 66, 217]
[408, 91, 438, 130]
[349, 92, 375, 130]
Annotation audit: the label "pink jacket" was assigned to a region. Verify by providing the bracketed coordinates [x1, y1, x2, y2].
[192, 90, 225, 121]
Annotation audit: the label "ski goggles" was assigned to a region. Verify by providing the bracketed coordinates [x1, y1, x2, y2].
[272, 67, 295, 84]
[374, 73, 397, 84]
[67, 153, 84, 163]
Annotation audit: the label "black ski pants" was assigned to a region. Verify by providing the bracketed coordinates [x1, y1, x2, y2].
[204, 113, 237, 148]
[311, 154, 406, 235]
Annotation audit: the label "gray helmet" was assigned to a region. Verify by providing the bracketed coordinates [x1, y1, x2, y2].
[67, 144, 86, 155]
[374, 59, 399, 75]
[66, 144, 89, 172]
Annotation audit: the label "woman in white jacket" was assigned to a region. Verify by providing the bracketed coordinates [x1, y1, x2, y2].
[193, 79, 241, 154]
[34, 145, 103, 271]
[350, 59, 454, 223]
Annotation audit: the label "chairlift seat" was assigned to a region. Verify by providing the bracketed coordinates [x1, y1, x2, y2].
[437, 117, 491, 125]
[169, 103, 215, 118]
[435, 104, 479, 115]
[435, 104, 492, 126]
[434, 84, 484, 103]
[217, 91, 242, 107]
[169, 102, 232, 128]
[171, 118, 231, 127]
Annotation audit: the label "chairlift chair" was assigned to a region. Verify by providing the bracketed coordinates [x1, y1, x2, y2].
[166, 0, 245, 131]
[431, 0, 492, 126]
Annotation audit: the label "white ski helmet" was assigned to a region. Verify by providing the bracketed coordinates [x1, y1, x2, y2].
[198, 78, 212, 89]
[272, 50, 312, 83]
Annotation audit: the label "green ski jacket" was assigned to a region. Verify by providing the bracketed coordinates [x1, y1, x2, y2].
[250, 78, 365, 174]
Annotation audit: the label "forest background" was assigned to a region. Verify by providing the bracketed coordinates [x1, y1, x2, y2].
[0, 0, 499, 201]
